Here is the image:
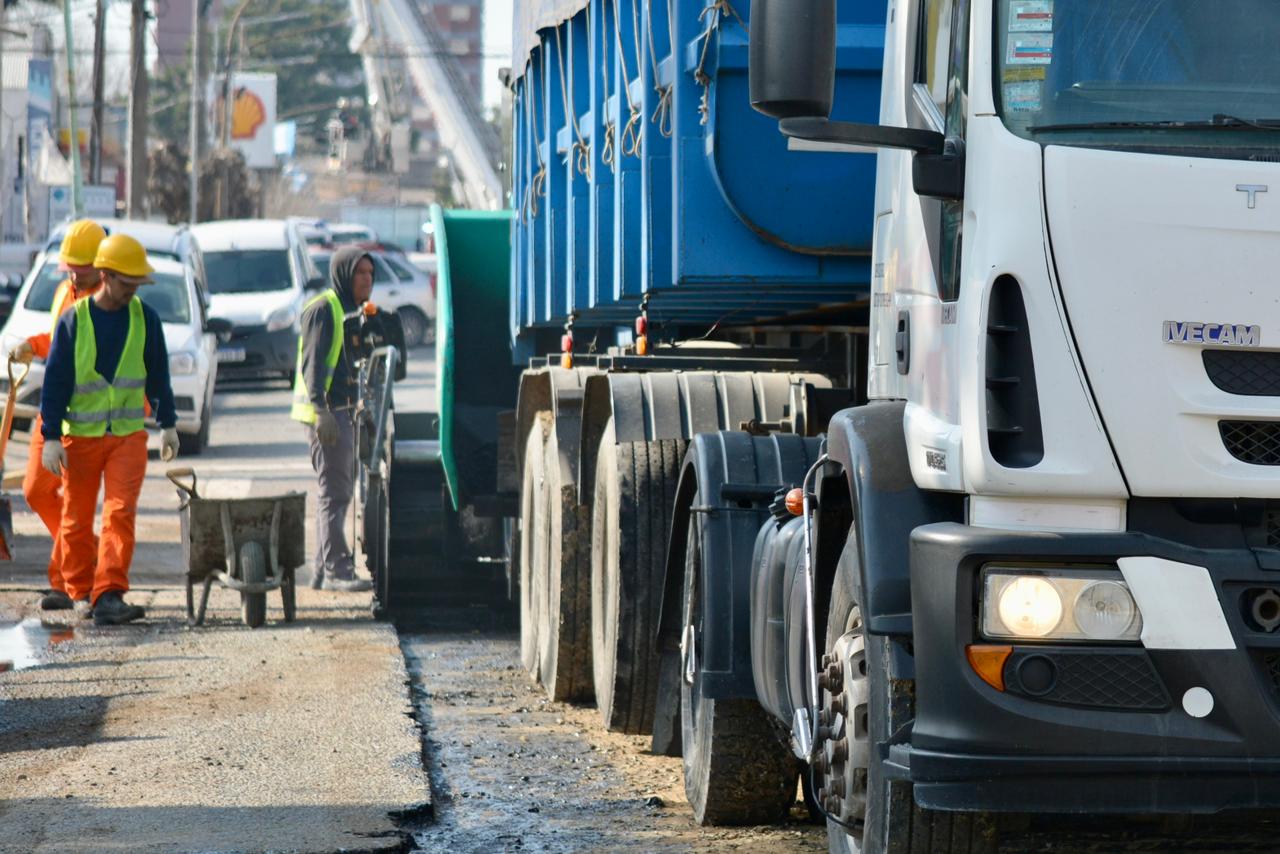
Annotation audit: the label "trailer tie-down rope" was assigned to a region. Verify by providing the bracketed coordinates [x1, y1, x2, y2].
[523, 68, 549, 222]
[693, 0, 745, 126]
[554, 25, 592, 179]
[610, 0, 644, 157]
[646, 0, 674, 138]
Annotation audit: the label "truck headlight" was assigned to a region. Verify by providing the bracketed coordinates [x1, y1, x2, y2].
[982, 568, 1142, 643]
[169, 351, 197, 375]
[266, 306, 297, 333]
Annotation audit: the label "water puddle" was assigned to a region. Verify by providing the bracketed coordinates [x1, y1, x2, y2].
[0, 619, 77, 673]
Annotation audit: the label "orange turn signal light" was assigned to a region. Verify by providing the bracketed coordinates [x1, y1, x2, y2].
[636, 334, 649, 356]
[966, 644, 1012, 692]
[784, 488, 805, 516]
[560, 352, 574, 369]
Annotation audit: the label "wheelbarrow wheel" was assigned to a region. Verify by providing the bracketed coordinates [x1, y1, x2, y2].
[239, 541, 268, 628]
[281, 567, 297, 623]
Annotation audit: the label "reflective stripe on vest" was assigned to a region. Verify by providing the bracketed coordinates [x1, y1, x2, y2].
[289, 290, 344, 425]
[64, 297, 148, 437]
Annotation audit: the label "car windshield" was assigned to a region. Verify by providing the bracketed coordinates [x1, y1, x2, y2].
[204, 249, 293, 294]
[23, 259, 66, 311]
[995, 1, 1280, 146]
[138, 272, 191, 324]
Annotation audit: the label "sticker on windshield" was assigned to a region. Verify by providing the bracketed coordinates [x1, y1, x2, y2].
[1007, 34, 1053, 64]
[1009, 0, 1053, 32]
[1003, 66, 1046, 83]
[1004, 81, 1043, 112]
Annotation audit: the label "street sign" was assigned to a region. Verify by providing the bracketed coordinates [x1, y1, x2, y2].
[209, 73, 278, 169]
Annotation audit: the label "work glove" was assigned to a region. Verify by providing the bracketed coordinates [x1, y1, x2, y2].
[315, 409, 339, 447]
[41, 439, 66, 477]
[8, 341, 33, 365]
[161, 427, 180, 462]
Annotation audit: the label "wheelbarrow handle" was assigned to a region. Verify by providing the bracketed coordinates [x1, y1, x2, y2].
[166, 467, 199, 500]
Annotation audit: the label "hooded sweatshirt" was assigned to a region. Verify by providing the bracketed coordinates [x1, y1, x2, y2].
[298, 247, 370, 411]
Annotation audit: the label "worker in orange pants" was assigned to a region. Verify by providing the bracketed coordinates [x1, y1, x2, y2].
[9, 219, 105, 614]
[40, 234, 179, 625]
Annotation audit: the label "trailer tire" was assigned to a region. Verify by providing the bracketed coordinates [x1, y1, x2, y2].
[591, 426, 686, 734]
[823, 546, 996, 854]
[519, 414, 552, 680]
[680, 515, 799, 825]
[539, 426, 594, 702]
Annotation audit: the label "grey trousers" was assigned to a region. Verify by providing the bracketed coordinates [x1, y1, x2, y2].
[306, 409, 356, 579]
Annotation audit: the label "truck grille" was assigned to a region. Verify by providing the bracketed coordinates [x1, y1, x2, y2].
[1204, 350, 1280, 396]
[1220, 421, 1280, 465]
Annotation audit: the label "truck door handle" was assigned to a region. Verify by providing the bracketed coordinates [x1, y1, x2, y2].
[895, 310, 910, 375]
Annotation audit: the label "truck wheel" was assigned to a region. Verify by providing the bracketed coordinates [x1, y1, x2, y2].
[539, 425, 594, 702]
[239, 540, 268, 629]
[822, 550, 996, 854]
[590, 426, 686, 734]
[519, 415, 551, 679]
[680, 515, 799, 825]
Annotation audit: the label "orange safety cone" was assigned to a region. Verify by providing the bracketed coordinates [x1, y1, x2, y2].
[0, 357, 32, 560]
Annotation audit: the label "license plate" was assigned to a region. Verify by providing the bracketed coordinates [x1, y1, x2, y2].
[217, 348, 246, 363]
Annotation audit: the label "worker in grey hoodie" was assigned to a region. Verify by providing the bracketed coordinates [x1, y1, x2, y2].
[290, 246, 374, 592]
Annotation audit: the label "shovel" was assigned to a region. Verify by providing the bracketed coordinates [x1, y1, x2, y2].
[0, 356, 32, 560]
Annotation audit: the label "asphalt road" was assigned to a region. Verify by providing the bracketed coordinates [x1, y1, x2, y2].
[0, 358, 435, 853]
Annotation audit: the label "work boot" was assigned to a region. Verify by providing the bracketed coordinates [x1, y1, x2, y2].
[39, 590, 74, 610]
[92, 591, 145, 626]
[73, 599, 93, 620]
[322, 574, 372, 593]
[309, 565, 324, 590]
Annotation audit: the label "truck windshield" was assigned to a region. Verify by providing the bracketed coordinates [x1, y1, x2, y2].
[995, 1, 1280, 147]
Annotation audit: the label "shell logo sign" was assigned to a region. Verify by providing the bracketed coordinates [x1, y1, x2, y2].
[208, 72, 277, 169]
[230, 88, 267, 140]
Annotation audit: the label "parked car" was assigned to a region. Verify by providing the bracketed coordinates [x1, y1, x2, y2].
[0, 256, 225, 454]
[310, 248, 435, 347]
[44, 218, 212, 312]
[191, 219, 322, 380]
[287, 216, 332, 248]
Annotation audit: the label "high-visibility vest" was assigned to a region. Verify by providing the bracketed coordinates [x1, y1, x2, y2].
[49, 280, 72, 328]
[290, 290, 344, 425]
[64, 297, 147, 437]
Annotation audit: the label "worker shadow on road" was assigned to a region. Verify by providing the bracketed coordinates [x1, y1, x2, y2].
[0, 693, 162, 754]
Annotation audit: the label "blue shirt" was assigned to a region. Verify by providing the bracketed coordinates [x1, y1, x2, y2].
[41, 297, 177, 438]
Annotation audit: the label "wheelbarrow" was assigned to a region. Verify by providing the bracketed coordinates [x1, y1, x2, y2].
[167, 467, 306, 628]
[0, 357, 32, 561]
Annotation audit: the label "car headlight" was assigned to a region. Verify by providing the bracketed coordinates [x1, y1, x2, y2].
[982, 568, 1142, 643]
[266, 306, 297, 333]
[169, 351, 197, 375]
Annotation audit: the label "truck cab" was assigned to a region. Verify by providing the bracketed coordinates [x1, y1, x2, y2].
[757, 0, 1280, 849]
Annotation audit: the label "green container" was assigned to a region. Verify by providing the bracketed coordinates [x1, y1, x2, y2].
[430, 205, 519, 509]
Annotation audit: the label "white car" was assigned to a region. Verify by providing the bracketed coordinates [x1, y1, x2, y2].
[0, 257, 222, 455]
[309, 249, 435, 347]
[327, 223, 378, 246]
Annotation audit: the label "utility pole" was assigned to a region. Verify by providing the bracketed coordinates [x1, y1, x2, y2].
[216, 0, 251, 219]
[89, 0, 106, 184]
[61, 0, 84, 216]
[189, 0, 206, 223]
[126, 0, 149, 216]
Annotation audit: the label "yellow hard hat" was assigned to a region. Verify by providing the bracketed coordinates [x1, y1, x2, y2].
[92, 234, 154, 282]
[59, 219, 107, 267]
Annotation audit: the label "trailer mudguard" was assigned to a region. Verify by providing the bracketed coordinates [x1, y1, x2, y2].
[823, 402, 964, 636]
[658, 431, 822, 700]
[578, 370, 826, 497]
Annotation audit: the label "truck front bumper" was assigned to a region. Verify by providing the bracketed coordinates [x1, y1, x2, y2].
[905, 522, 1280, 814]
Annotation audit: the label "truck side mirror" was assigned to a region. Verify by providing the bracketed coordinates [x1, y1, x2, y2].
[749, 0, 836, 120]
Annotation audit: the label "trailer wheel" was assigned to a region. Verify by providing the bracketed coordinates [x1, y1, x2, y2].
[519, 414, 552, 679]
[590, 428, 686, 734]
[680, 515, 799, 825]
[823, 549, 996, 854]
[239, 541, 268, 629]
[539, 426, 594, 702]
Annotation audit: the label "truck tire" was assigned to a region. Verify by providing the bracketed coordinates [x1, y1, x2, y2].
[590, 426, 686, 734]
[539, 425, 594, 702]
[519, 414, 551, 680]
[822, 544, 996, 854]
[680, 515, 799, 825]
